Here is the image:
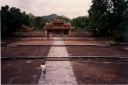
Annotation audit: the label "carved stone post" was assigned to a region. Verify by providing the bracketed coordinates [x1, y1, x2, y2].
[69, 30, 71, 36]
[45, 30, 47, 36]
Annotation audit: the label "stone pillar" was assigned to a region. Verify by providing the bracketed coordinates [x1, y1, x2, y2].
[62, 31, 64, 37]
[69, 30, 71, 36]
[45, 30, 47, 36]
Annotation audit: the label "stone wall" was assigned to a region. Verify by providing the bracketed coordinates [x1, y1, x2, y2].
[13, 29, 94, 37]
[13, 30, 46, 37]
[70, 29, 94, 37]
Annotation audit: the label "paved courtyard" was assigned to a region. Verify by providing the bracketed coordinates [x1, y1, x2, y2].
[2, 46, 50, 57]
[1, 59, 42, 84]
[1, 37, 128, 84]
[66, 46, 128, 57]
[71, 59, 128, 84]
[38, 37, 78, 85]
[38, 61, 78, 85]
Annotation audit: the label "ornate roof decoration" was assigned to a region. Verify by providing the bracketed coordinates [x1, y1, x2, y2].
[44, 19, 74, 30]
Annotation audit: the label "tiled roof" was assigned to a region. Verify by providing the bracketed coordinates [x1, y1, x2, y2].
[44, 19, 72, 30]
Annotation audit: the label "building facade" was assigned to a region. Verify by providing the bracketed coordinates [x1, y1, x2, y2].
[44, 19, 74, 36]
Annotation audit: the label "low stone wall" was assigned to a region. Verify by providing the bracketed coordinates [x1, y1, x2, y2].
[70, 29, 94, 37]
[13, 31, 46, 37]
[13, 30, 93, 37]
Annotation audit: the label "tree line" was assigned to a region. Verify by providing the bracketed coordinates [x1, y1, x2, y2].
[1, 5, 71, 38]
[88, 0, 128, 41]
[1, 0, 128, 41]
[1, 5, 29, 37]
[71, 0, 128, 41]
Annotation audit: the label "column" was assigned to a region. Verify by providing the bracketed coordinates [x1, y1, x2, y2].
[45, 30, 47, 36]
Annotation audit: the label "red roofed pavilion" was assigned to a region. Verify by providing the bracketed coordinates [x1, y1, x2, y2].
[44, 19, 74, 36]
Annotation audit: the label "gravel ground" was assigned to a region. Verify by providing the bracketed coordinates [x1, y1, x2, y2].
[13, 40, 52, 45]
[1, 45, 50, 57]
[71, 60, 128, 84]
[66, 46, 128, 56]
[1, 59, 44, 84]
[64, 40, 113, 46]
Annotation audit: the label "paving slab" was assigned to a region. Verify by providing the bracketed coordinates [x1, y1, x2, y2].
[38, 61, 78, 85]
[47, 47, 68, 57]
[38, 37, 78, 85]
[47, 37, 68, 57]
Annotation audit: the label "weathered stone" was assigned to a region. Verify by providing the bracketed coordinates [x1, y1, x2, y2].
[38, 37, 78, 85]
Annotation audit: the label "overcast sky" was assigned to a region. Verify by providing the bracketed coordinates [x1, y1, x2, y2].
[1, 0, 92, 19]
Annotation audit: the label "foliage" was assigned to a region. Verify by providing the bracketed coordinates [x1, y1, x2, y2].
[1, 5, 30, 37]
[32, 17, 48, 30]
[88, 0, 128, 41]
[31, 15, 70, 30]
[1, 5, 71, 38]
[71, 16, 89, 29]
[58, 16, 70, 23]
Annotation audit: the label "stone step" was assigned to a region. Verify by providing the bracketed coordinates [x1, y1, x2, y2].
[46, 57, 70, 61]
[1, 56, 128, 60]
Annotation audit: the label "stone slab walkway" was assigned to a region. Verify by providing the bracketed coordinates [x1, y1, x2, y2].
[38, 37, 78, 85]
[47, 37, 68, 57]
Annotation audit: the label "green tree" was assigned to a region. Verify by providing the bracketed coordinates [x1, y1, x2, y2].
[33, 17, 47, 30]
[88, 0, 109, 36]
[88, 0, 128, 41]
[58, 16, 70, 23]
[1, 5, 31, 38]
[110, 0, 128, 41]
[71, 16, 89, 29]
[1, 5, 12, 37]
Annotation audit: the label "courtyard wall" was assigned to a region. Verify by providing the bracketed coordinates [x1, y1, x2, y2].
[13, 29, 93, 37]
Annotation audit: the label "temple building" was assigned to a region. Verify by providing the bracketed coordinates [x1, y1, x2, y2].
[44, 19, 74, 36]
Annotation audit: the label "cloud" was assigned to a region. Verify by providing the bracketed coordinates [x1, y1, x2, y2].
[1, 0, 92, 19]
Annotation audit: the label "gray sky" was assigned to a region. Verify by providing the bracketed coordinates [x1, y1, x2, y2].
[1, 0, 92, 19]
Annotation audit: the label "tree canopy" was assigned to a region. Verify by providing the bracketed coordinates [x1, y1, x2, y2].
[1, 5, 30, 37]
[1, 2, 128, 42]
[71, 16, 89, 29]
[88, 0, 128, 41]
[1, 5, 71, 38]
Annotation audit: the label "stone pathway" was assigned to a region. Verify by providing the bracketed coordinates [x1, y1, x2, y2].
[47, 37, 68, 57]
[38, 37, 78, 85]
